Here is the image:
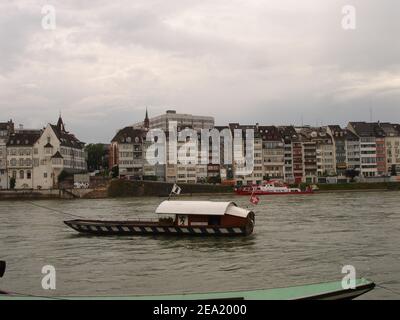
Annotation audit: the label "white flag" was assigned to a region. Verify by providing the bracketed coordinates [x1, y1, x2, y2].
[172, 184, 181, 195]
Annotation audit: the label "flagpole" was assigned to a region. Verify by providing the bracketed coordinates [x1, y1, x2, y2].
[168, 184, 174, 200]
[247, 184, 256, 209]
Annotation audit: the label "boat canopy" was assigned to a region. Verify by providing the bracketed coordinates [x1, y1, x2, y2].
[155, 201, 251, 218]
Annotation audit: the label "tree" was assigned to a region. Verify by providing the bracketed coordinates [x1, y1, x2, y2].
[10, 177, 16, 189]
[226, 167, 234, 180]
[345, 169, 359, 182]
[58, 170, 72, 182]
[111, 165, 119, 178]
[207, 175, 221, 184]
[85, 144, 109, 172]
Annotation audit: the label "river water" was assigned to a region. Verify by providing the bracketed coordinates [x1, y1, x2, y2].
[0, 191, 399, 299]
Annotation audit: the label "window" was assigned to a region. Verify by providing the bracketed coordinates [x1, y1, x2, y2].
[44, 172, 47, 178]
[27, 170, 31, 179]
[12, 171, 17, 179]
[19, 170, 24, 179]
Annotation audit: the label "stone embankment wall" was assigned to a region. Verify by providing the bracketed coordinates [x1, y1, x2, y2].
[107, 180, 233, 198]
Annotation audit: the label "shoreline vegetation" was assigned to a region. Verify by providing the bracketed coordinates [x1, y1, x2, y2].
[0, 180, 400, 200]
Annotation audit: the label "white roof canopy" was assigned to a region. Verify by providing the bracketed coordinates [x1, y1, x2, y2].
[155, 201, 251, 218]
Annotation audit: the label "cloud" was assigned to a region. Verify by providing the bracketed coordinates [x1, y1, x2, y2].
[0, 0, 399, 142]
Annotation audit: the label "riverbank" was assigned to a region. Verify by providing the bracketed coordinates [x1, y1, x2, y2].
[1, 181, 399, 200]
[107, 179, 234, 197]
[0, 188, 108, 200]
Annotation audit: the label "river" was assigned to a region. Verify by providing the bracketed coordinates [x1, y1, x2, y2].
[0, 191, 399, 299]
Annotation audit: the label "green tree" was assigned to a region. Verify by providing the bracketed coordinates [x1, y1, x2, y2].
[85, 144, 109, 172]
[58, 170, 72, 182]
[111, 165, 119, 178]
[207, 175, 221, 184]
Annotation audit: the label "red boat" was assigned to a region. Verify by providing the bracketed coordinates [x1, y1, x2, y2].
[235, 180, 314, 195]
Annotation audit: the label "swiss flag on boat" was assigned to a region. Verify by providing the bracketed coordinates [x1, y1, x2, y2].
[250, 194, 260, 205]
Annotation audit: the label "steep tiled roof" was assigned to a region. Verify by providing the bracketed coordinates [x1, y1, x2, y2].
[278, 126, 299, 142]
[50, 124, 84, 149]
[111, 126, 146, 143]
[51, 151, 63, 159]
[6, 131, 41, 146]
[0, 120, 14, 132]
[344, 129, 359, 140]
[349, 122, 385, 137]
[377, 123, 400, 137]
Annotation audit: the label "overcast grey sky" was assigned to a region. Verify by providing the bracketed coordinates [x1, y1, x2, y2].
[1, 0, 399, 142]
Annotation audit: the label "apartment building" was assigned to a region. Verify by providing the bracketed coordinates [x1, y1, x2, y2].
[327, 125, 347, 176]
[0, 120, 14, 189]
[312, 128, 336, 177]
[227, 124, 262, 185]
[278, 126, 297, 184]
[377, 123, 400, 175]
[296, 128, 317, 183]
[258, 126, 284, 181]
[345, 130, 361, 172]
[348, 122, 382, 178]
[110, 126, 148, 180]
[134, 109, 214, 131]
[7, 130, 42, 189]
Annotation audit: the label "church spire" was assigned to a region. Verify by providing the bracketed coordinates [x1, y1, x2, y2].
[144, 107, 149, 129]
[57, 113, 65, 132]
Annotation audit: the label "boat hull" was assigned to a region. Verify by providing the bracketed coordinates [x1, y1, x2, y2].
[0, 278, 375, 300]
[64, 220, 251, 236]
[235, 190, 313, 196]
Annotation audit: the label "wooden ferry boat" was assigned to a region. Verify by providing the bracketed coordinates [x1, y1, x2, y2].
[235, 180, 314, 196]
[64, 201, 255, 236]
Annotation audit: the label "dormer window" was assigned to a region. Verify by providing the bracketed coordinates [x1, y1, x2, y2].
[44, 140, 53, 155]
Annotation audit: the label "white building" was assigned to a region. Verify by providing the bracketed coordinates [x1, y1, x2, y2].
[279, 126, 297, 184]
[345, 130, 361, 172]
[129, 110, 215, 183]
[378, 123, 400, 175]
[259, 126, 284, 181]
[32, 116, 86, 189]
[0, 120, 14, 189]
[7, 130, 42, 189]
[133, 109, 214, 131]
[110, 126, 148, 180]
[348, 122, 379, 177]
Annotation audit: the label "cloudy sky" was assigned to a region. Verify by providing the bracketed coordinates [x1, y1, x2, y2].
[1, 0, 399, 142]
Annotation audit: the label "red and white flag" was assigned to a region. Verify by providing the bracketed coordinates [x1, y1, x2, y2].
[250, 194, 260, 205]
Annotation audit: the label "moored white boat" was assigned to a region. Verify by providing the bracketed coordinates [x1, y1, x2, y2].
[235, 180, 313, 195]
